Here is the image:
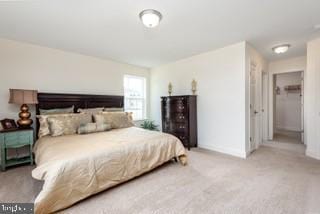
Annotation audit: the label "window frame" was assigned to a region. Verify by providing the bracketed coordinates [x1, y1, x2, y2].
[123, 74, 147, 121]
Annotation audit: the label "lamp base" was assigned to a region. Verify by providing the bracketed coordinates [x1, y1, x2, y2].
[17, 104, 33, 128]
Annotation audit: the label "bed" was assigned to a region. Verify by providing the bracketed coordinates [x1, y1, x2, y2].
[32, 93, 187, 214]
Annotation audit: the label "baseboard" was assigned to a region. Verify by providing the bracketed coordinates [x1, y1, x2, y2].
[199, 143, 247, 159]
[306, 149, 320, 160]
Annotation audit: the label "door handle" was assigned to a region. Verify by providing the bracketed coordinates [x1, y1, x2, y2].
[254, 110, 259, 114]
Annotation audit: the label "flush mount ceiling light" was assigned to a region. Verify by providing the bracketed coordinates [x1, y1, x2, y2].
[272, 44, 291, 54]
[139, 9, 162, 28]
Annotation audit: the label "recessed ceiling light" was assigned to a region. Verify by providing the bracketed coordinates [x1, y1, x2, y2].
[272, 44, 290, 54]
[139, 9, 162, 28]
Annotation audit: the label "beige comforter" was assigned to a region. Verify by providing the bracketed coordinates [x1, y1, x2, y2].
[32, 127, 187, 214]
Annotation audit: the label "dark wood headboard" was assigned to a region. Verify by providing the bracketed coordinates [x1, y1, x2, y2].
[36, 93, 124, 113]
[35, 92, 124, 137]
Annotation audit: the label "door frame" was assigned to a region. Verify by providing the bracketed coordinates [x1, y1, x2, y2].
[268, 70, 305, 140]
[249, 60, 263, 152]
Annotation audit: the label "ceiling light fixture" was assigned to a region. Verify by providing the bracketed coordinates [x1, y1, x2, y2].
[139, 9, 162, 28]
[272, 44, 290, 54]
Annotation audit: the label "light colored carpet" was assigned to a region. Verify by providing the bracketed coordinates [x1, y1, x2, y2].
[1, 146, 320, 214]
[274, 129, 302, 144]
[264, 136, 306, 156]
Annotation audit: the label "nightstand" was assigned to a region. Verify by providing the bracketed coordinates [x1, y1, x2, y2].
[0, 128, 34, 171]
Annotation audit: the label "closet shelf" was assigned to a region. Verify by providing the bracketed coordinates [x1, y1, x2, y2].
[284, 85, 301, 93]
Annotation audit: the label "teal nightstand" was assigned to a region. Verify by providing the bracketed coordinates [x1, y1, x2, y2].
[0, 128, 34, 171]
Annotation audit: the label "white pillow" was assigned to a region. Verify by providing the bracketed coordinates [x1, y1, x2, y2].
[103, 107, 124, 112]
[39, 106, 74, 115]
[77, 107, 104, 114]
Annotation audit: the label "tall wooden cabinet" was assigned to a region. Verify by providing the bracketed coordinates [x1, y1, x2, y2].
[161, 95, 197, 150]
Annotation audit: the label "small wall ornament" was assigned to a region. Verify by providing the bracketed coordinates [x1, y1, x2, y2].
[168, 82, 173, 96]
[191, 79, 197, 95]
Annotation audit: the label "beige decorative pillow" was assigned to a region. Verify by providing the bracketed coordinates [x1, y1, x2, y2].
[37, 113, 92, 138]
[103, 107, 124, 112]
[93, 114, 105, 124]
[93, 112, 134, 129]
[39, 106, 74, 115]
[77, 107, 104, 114]
[77, 123, 111, 134]
[37, 115, 51, 138]
[127, 112, 133, 121]
[48, 118, 75, 137]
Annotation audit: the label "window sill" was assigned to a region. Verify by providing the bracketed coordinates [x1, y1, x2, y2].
[133, 119, 148, 122]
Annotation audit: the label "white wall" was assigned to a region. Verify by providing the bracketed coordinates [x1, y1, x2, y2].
[150, 42, 248, 158]
[269, 57, 306, 74]
[267, 56, 306, 139]
[305, 38, 320, 160]
[0, 38, 150, 123]
[275, 72, 302, 132]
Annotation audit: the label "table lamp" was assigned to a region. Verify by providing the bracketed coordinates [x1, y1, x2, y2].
[9, 89, 38, 128]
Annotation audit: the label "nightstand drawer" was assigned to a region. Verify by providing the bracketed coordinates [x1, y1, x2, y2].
[4, 131, 32, 147]
[18, 135, 31, 145]
[4, 133, 19, 145]
[17, 131, 32, 140]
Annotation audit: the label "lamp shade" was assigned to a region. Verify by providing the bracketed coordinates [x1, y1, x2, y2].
[9, 89, 38, 105]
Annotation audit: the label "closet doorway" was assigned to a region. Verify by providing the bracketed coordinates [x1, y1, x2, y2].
[273, 71, 304, 145]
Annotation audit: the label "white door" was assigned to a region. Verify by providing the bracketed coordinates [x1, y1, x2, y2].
[300, 71, 304, 143]
[250, 62, 258, 152]
[261, 71, 269, 142]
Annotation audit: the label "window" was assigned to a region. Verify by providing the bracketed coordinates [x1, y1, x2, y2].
[123, 75, 147, 120]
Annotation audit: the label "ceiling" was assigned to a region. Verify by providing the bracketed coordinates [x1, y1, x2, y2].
[0, 0, 320, 68]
